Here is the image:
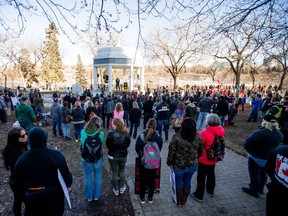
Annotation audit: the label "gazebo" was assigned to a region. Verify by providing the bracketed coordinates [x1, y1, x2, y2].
[93, 45, 144, 93]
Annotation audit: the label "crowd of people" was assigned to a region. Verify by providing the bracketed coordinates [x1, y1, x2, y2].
[1, 82, 288, 215]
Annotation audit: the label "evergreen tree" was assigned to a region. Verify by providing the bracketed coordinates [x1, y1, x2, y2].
[41, 22, 64, 90]
[75, 54, 88, 87]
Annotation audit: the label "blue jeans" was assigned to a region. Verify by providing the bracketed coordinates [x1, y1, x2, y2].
[61, 123, 71, 138]
[129, 122, 139, 139]
[20, 122, 33, 133]
[124, 111, 129, 127]
[248, 157, 267, 193]
[196, 112, 209, 130]
[73, 123, 84, 139]
[248, 109, 258, 122]
[82, 159, 103, 200]
[173, 166, 198, 190]
[219, 115, 225, 127]
[108, 156, 127, 191]
[106, 113, 113, 129]
[52, 118, 63, 136]
[157, 119, 169, 140]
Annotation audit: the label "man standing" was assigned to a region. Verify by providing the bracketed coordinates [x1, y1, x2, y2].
[50, 98, 63, 137]
[143, 95, 154, 129]
[196, 93, 215, 131]
[15, 127, 72, 216]
[115, 77, 120, 91]
[242, 115, 283, 198]
[0, 91, 8, 124]
[15, 97, 36, 133]
[156, 95, 170, 142]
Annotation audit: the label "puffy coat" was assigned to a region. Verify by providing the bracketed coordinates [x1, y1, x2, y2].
[106, 130, 131, 158]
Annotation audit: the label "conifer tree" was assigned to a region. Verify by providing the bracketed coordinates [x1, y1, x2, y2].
[75, 54, 88, 87]
[41, 22, 64, 90]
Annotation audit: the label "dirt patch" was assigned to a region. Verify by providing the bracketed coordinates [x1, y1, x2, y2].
[0, 105, 258, 216]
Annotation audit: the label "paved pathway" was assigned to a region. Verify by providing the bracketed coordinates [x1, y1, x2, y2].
[126, 127, 266, 216]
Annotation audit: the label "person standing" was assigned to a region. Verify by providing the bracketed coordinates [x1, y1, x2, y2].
[106, 118, 131, 196]
[129, 101, 142, 139]
[242, 115, 283, 198]
[2, 127, 28, 216]
[115, 77, 120, 91]
[104, 95, 115, 129]
[14, 127, 73, 216]
[191, 113, 225, 202]
[216, 96, 229, 127]
[121, 94, 130, 127]
[15, 96, 36, 133]
[155, 95, 170, 142]
[0, 91, 8, 124]
[61, 101, 71, 140]
[33, 93, 44, 114]
[135, 118, 163, 204]
[143, 95, 154, 129]
[167, 117, 200, 207]
[265, 145, 288, 215]
[196, 93, 215, 131]
[50, 98, 63, 137]
[71, 101, 85, 142]
[113, 102, 124, 122]
[80, 116, 104, 201]
[247, 93, 262, 122]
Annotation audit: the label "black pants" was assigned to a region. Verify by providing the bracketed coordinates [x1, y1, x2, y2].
[194, 162, 216, 199]
[0, 109, 7, 123]
[266, 189, 287, 216]
[139, 166, 156, 199]
[143, 114, 153, 129]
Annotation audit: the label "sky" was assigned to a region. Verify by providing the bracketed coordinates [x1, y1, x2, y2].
[1, 1, 167, 66]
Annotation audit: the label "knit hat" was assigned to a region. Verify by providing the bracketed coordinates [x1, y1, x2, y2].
[28, 127, 48, 149]
[263, 115, 277, 123]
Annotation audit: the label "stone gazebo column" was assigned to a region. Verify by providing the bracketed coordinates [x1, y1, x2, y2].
[93, 66, 98, 91]
[140, 66, 145, 93]
[129, 65, 134, 92]
[108, 65, 113, 93]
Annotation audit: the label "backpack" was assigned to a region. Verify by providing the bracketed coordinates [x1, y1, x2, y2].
[265, 104, 283, 119]
[81, 133, 103, 163]
[205, 136, 225, 161]
[140, 133, 161, 169]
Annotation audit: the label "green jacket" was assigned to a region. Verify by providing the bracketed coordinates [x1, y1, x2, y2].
[15, 104, 36, 123]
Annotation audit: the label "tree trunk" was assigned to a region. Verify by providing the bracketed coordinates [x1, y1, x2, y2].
[235, 72, 241, 86]
[173, 76, 179, 90]
[278, 69, 287, 90]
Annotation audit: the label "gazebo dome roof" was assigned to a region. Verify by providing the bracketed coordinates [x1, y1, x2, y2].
[93, 45, 143, 67]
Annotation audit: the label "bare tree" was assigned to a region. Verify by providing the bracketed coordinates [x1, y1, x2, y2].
[147, 24, 200, 89]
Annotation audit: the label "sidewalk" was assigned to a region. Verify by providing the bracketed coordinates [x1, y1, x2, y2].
[126, 129, 266, 216]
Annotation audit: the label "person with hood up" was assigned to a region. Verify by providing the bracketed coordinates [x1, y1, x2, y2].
[191, 113, 225, 202]
[50, 98, 63, 137]
[15, 127, 73, 216]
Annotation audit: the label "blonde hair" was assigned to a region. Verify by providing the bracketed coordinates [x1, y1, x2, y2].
[88, 101, 94, 107]
[261, 120, 279, 131]
[115, 102, 123, 112]
[84, 116, 103, 134]
[112, 118, 128, 134]
[74, 101, 81, 108]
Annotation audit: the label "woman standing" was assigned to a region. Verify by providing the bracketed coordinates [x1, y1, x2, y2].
[71, 101, 85, 142]
[191, 113, 225, 202]
[85, 101, 98, 122]
[106, 118, 131, 196]
[80, 116, 104, 201]
[135, 118, 163, 204]
[94, 99, 103, 119]
[129, 101, 142, 139]
[2, 127, 28, 216]
[61, 101, 71, 140]
[170, 102, 186, 133]
[167, 117, 201, 207]
[113, 102, 124, 122]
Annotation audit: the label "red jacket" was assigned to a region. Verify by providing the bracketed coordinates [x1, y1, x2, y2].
[198, 125, 225, 165]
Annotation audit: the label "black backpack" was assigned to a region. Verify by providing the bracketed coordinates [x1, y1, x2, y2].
[81, 133, 103, 163]
[206, 136, 225, 161]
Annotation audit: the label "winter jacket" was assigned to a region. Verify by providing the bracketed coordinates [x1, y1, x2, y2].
[251, 98, 262, 111]
[156, 102, 170, 120]
[198, 125, 225, 165]
[71, 107, 85, 124]
[50, 102, 62, 119]
[244, 127, 283, 160]
[105, 99, 115, 114]
[198, 97, 215, 113]
[80, 130, 105, 161]
[60, 106, 71, 123]
[135, 130, 163, 158]
[113, 110, 124, 121]
[15, 104, 36, 124]
[167, 133, 201, 169]
[106, 130, 131, 158]
[217, 99, 229, 116]
[143, 99, 154, 115]
[129, 108, 142, 123]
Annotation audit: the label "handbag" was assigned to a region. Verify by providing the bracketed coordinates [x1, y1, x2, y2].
[66, 114, 72, 123]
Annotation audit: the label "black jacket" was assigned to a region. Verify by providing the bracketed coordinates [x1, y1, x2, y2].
[106, 130, 131, 158]
[135, 130, 163, 157]
[244, 127, 283, 160]
[129, 108, 142, 123]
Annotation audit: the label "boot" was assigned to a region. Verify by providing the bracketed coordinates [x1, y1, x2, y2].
[182, 188, 190, 207]
[176, 189, 183, 208]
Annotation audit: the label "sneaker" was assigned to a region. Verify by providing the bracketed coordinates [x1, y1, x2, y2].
[75, 139, 79, 143]
[120, 185, 126, 194]
[148, 197, 153, 204]
[138, 195, 145, 204]
[113, 189, 119, 196]
[87, 198, 92, 202]
[94, 197, 99, 201]
[242, 187, 259, 198]
[190, 192, 203, 203]
[207, 191, 214, 197]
